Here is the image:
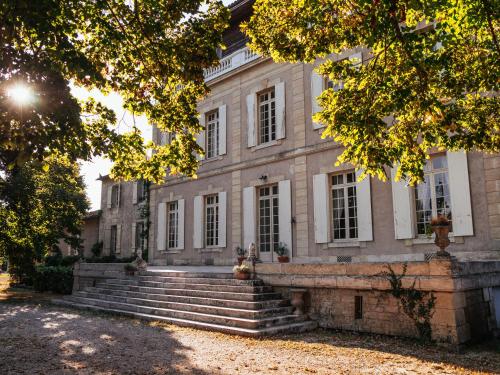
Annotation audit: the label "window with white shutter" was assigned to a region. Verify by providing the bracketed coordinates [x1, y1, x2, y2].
[205, 110, 220, 159]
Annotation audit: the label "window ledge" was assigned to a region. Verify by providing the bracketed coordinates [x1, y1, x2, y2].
[201, 155, 224, 164]
[163, 250, 182, 254]
[324, 240, 364, 249]
[251, 139, 282, 151]
[404, 235, 462, 246]
[198, 248, 224, 253]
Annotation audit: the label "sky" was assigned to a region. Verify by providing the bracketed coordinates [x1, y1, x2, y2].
[77, 0, 234, 211]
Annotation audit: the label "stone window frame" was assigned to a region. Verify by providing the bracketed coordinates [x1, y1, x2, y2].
[330, 170, 359, 241]
[205, 109, 220, 160]
[166, 201, 180, 250]
[204, 194, 220, 248]
[257, 87, 277, 145]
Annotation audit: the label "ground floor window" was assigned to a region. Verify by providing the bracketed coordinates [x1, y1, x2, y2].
[110, 225, 117, 254]
[258, 185, 279, 254]
[414, 154, 453, 236]
[331, 171, 358, 240]
[205, 194, 219, 247]
[135, 222, 145, 251]
[167, 201, 179, 249]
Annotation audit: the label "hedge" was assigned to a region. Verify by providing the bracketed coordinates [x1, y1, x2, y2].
[33, 266, 73, 294]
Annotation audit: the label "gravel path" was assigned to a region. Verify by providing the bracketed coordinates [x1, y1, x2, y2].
[0, 301, 499, 375]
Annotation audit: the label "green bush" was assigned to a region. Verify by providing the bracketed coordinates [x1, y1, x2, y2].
[60, 255, 80, 267]
[33, 266, 73, 294]
[83, 255, 136, 263]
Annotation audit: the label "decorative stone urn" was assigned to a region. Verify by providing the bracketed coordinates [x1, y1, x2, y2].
[290, 288, 307, 316]
[431, 216, 451, 258]
[132, 250, 148, 271]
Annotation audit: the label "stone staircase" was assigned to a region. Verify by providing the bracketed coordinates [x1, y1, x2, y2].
[52, 270, 317, 336]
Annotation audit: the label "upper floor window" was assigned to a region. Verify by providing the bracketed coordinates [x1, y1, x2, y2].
[167, 201, 179, 249]
[258, 88, 276, 144]
[415, 154, 452, 236]
[258, 185, 279, 254]
[136, 180, 147, 203]
[324, 76, 344, 92]
[205, 194, 219, 247]
[111, 185, 120, 208]
[205, 110, 219, 159]
[331, 171, 358, 240]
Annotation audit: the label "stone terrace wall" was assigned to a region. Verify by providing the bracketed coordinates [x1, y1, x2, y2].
[72, 262, 128, 292]
[256, 259, 500, 346]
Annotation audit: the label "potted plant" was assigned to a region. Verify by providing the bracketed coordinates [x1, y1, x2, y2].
[431, 215, 451, 257]
[233, 264, 251, 280]
[275, 242, 289, 263]
[124, 263, 138, 276]
[235, 246, 246, 265]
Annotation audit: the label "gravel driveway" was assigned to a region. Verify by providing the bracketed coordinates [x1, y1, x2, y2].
[0, 300, 499, 375]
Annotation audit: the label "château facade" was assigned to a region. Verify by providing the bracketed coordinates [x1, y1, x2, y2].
[88, 0, 500, 267]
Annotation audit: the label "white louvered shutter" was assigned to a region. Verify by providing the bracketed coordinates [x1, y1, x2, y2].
[117, 184, 121, 207]
[218, 105, 227, 155]
[313, 174, 329, 243]
[243, 186, 256, 249]
[218, 192, 227, 248]
[278, 180, 292, 253]
[132, 182, 138, 204]
[246, 93, 256, 147]
[356, 171, 373, 241]
[391, 168, 415, 239]
[275, 81, 286, 139]
[311, 70, 324, 129]
[177, 199, 185, 250]
[193, 196, 204, 249]
[157, 202, 166, 251]
[447, 151, 473, 236]
[131, 223, 136, 252]
[104, 228, 111, 253]
[107, 186, 112, 209]
[196, 114, 205, 160]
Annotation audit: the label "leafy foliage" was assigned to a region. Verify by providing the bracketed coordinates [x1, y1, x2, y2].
[1, 0, 229, 183]
[244, 0, 499, 183]
[33, 265, 74, 294]
[381, 263, 436, 341]
[0, 156, 89, 283]
[91, 241, 104, 258]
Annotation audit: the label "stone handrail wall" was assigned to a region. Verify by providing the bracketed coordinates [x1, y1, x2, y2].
[72, 262, 129, 292]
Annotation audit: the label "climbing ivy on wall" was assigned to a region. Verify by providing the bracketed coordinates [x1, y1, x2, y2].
[381, 263, 436, 342]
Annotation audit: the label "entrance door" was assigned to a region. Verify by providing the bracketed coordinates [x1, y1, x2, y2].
[258, 185, 279, 262]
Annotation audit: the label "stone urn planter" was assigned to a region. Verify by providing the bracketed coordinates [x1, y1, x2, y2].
[290, 288, 307, 316]
[431, 216, 451, 257]
[124, 263, 138, 276]
[233, 264, 251, 280]
[274, 242, 289, 263]
[277, 256, 289, 263]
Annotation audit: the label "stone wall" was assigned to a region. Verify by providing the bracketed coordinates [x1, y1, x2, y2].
[72, 262, 128, 292]
[256, 259, 500, 346]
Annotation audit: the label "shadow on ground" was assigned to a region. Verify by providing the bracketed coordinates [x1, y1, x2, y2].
[0, 275, 216, 374]
[1, 274, 499, 374]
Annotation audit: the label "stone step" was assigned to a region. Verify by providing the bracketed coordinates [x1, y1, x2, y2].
[135, 280, 273, 293]
[63, 296, 305, 329]
[52, 299, 317, 337]
[98, 282, 280, 301]
[137, 275, 264, 286]
[140, 271, 234, 279]
[74, 291, 294, 319]
[87, 287, 289, 310]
